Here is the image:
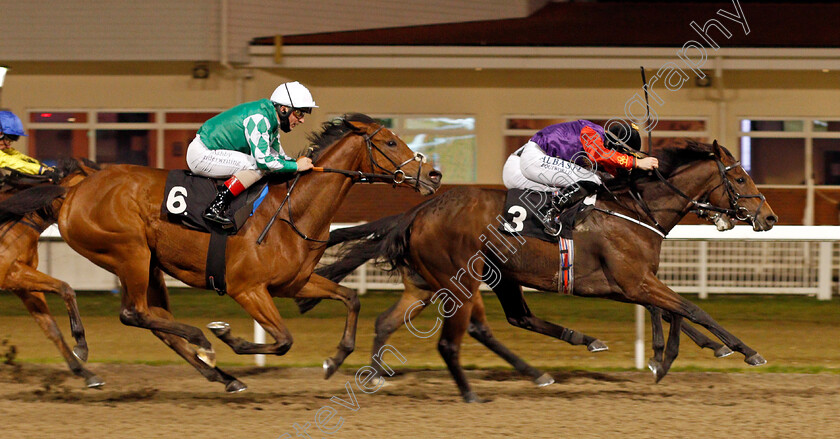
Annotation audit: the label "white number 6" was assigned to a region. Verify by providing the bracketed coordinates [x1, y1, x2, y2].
[166, 186, 188, 215]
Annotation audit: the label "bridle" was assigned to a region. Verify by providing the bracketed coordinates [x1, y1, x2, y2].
[317, 125, 432, 193]
[256, 122, 432, 244]
[601, 149, 766, 237]
[653, 155, 766, 225]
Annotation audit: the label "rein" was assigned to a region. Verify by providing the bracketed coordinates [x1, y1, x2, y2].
[651, 158, 766, 223]
[599, 149, 765, 238]
[256, 122, 428, 245]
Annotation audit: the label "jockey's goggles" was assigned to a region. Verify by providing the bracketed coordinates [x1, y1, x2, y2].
[291, 108, 312, 118]
[0, 133, 19, 143]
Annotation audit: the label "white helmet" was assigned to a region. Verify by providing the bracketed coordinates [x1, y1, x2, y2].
[270, 81, 318, 109]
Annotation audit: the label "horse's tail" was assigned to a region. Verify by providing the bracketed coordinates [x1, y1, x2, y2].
[326, 213, 404, 248]
[0, 185, 68, 223]
[297, 198, 438, 315]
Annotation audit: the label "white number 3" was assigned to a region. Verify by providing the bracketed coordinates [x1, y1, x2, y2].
[505, 205, 527, 232]
[166, 186, 188, 214]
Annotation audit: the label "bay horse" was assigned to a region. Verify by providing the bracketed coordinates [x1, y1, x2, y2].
[311, 220, 562, 387]
[310, 140, 776, 401]
[0, 158, 104, 387]
[45, 114, 440, 392]
[305, 211, 734, 392]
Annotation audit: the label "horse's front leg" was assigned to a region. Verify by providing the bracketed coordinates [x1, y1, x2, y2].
[207, 287, 293, 356]
[668, 311, 733, 358]
[645, 305, 667, 381]
[7, 263, 89, 362]
[13, 290, 104, 388]
[293, 274, 360, 379]
[632, 274, 765, 367]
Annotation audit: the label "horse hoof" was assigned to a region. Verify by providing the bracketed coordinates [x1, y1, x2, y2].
[587, 340, 609, 352]
[534, 373, 555, 387]
[648, 359, 664, 380]
[72, 345, 89, 363]
[463, 392, 488, 403]
[225, 380, 248, 393]
[714, 346, 734, 358]
[196, 347, 217, 368]
[745, 353, 767, 366]
[207, 321, 231, 337]
[323, 358, 338, 379]
[85, 375, 105, 388]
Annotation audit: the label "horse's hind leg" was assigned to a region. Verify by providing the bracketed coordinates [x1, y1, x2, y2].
[491, 277, 607, 352]
[438, 303, 484, 403]
[290, 274, 360, 379]
[115, 251, 216, 365]
[368, 275, 430, 377]
[146, 266, 245, 392]
[14, 290, 104, 388]
[467, 292, 553, 387]
[8, 263, 88, 361]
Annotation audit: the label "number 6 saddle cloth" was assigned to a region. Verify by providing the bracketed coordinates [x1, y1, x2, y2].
[499, 188, 595, 295]
[161, 170, 269, 235]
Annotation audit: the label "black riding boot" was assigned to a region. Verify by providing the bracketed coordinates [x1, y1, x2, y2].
[542, 181, 598, 236]
[203, 186, 235, 227]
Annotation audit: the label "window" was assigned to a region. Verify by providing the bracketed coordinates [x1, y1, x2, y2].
[336, 115, 477, 183]
[503, 116, 709, 156]
[27, 110, 221, 169]
[739, 118, 840, 186]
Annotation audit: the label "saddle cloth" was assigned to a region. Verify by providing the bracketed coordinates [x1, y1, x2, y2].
[499, 188, 590, 295]
[161, 170, 268, 235]
[499, 188, 593, 241]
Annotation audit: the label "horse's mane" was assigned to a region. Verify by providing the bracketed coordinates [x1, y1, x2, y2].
[655, 140, 731, 177]
[54, 157, 101, 179]
[305, 113, 377, 162]
[606, 140, 730, 191]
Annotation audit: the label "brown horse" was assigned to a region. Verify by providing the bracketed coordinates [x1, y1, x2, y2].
[0, 159, 104, 387]
[309, 140, 776, 401]
[306, 212, 734, 391]
[40, 114, 439, 392]
[311, 221, 564, 387]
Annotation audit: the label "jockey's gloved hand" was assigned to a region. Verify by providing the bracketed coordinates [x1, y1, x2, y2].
[41, 168, 61, 183]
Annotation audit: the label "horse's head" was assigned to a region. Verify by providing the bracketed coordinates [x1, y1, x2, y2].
[698, 140, 777, 231]
[346, 117, 442, 195]
[307, 114, 442, 196]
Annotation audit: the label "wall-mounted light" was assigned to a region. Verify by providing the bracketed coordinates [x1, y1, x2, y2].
[695, 74, 712, 88]
[192, 63, 210, 79]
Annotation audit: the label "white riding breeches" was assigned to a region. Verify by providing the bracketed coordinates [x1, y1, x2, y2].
[186, 135, 260, 178]
[502, 141, 601, 191]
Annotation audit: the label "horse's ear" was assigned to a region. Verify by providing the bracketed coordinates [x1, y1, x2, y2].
[346, 120, 369, 134]
[711, 140, 723, 159]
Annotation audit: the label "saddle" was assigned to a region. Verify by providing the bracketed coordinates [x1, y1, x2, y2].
[162, 170, 269, 235]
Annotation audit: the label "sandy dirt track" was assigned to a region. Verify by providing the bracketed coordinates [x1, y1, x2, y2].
[1, 363, 839, 439]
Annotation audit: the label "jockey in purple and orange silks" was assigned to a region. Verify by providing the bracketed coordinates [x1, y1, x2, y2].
[502, 120, 658, 234]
